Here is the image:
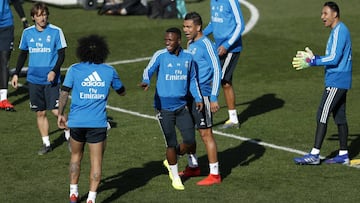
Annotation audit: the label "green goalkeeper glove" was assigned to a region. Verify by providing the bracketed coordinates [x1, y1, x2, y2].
[292, 47, 315, 70]
[292, 51, 310, 70]
[304, 47, 314, 58]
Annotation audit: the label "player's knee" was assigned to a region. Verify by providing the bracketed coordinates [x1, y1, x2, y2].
[221, 81, 232, 87]
[334, 118, 347, 125]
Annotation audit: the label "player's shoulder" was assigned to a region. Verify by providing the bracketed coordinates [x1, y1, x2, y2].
[47, 23, 64, 32]
[22, 25, 35, 34]
[153, 48, 168, 58]
[182, 48, 193, 55]
[67, 62, 81, 71]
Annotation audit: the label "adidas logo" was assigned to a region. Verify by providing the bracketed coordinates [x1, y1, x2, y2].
[81, 71, 105, 87]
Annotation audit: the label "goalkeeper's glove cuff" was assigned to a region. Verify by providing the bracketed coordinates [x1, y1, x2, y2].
[306, 55, 319, 66]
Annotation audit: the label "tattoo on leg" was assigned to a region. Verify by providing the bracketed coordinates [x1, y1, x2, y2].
[91, 172, 100, 182]
[69, 162, 80, 180]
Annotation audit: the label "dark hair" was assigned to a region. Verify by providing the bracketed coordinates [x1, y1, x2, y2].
[31, 2, 49, 17]
[324, 1, 340, 18]
[76, 34, 109, 64]
[166, 27, 181, 39]
[184, 12, 203, 28]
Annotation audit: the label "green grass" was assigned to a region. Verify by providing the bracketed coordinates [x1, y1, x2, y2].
[1, 0, 360, 202]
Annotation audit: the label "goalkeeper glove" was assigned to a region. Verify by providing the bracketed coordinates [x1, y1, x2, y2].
[305, 47, 314, 59]
[292, 47, 316, 70]
[292, 51, 311, 70]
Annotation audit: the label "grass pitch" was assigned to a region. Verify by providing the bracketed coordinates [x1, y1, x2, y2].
[1, 0, 360, 202]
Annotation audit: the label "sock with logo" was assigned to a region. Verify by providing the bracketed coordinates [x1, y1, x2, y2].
[70, 184, 78, 197]
[209, 162, 219, 175]
[188, 154, 198, 168]
[87, 191, 97, 203]
[228, 109, 239, 123]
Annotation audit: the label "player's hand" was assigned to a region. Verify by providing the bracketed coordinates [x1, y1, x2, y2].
[11, 75, 19, 89]
[195, 102, 203, 112]
[47, 71, 56, 82]
[292, 51, 311, 70]
[57, 115, 68, 129]
[22, 19, 30, 29]
[217, 45, 227, 57]
[210, 101, 220, 113]
[138, 82, 149, 91]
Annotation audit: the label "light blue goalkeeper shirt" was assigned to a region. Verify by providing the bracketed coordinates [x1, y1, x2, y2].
[313, 22, 352, 89]
[203, 0, 245, 53]
[142, 47, 202, 111]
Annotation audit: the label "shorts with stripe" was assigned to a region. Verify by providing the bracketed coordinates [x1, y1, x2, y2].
[70, 127, 107, 143]
[317, 87, 347, 125]
[28, 82, 60, 111]
[157, 105, 195, 148]
[189, 96, 213, 129]
[220, 52, 240, 85]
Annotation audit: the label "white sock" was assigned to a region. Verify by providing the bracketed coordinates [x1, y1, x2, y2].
[188, 154, 198, 168]
[209, 162, 219, 175]
[70, 184, 78, 197]
[87, 191, 97, 203]
[0, 89, 7, 101]
[228, 109, 238, 123]
[310, 148, 320, 155]
[339, 150, 348, 156]
[169, 163, 180, 179]
[42, 136, 51, 147]
[64, 129, 70, 140]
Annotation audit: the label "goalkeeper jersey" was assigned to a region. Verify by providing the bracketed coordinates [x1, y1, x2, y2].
[142, 47, 202, 111]
[63, 62, 124, 128]
[188, 36, 221, 102]
[203, 0, 245, 53]
[314, 22, 352, 89]
[0, 0, 13, 27]
[19, 23, 67, 85]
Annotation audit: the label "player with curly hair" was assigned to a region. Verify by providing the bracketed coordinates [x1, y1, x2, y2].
[57, 34, 126, 203]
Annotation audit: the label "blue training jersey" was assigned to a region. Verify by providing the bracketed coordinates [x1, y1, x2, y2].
[0, 0, 13, 28]
[188, 36, 221, 102]
[19, 23, 67, 85]
[63, 62, 124, 128]
[142, 48, 202, 111]
[314, 22, 352, 89]
[203, 0, 245, 53]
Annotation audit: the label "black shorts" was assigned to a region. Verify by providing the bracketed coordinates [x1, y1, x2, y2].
[190, 96, 213, 129]
[220, 52, 240, 85]
[317, 87, 347, 125]
[70, 128, 107, 143]
[0, 26, 14, 51]
[157, 105, 195, 148]
[28, 83, 60, 111]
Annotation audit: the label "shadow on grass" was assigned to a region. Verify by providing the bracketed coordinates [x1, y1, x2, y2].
[85, 160, 164, 203]
[326, 133, 360, 159]
[215, 93, 285, 127]
[194, 139, 265, 181]
[8, 84, 29, 106]
[51, 129, 67, 150]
